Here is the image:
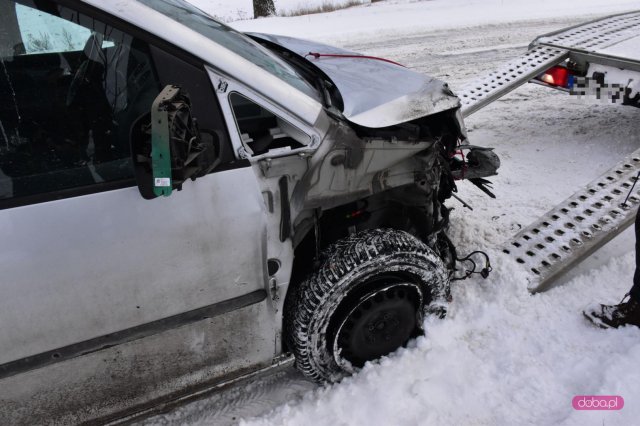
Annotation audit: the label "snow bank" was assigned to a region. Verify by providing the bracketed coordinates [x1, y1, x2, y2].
[241, 245, 640, 425]
[186, 0, 253, 22]
[186, 0, 368, 22]
[231, 0, 640, 44]
[276, 0, 367, 15]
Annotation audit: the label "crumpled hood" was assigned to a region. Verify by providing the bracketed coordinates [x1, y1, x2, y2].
[248, 32, 461, 128]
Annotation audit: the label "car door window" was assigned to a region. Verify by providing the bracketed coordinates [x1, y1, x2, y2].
[0, 0, 160, 203]
[15, 4, 91, 55]
[138, 0, 320, 102]
[229, 92, 312, 156]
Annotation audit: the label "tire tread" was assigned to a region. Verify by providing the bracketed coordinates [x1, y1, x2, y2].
[284, 229, 449, 382]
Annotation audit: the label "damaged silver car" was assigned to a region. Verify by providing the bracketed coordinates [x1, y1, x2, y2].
[0, 0, 499, 423]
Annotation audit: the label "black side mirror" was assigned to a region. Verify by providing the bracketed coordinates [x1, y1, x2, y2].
[130, 85, 220, 199]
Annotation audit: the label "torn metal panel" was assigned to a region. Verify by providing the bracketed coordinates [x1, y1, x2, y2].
[289, 120, 437, 213]
[249, 33, 461, 128]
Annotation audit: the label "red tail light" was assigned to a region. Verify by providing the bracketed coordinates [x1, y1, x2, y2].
[538, 66, 574, 88]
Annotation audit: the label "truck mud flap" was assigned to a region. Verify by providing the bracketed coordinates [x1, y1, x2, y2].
[503, 148, 640, 293]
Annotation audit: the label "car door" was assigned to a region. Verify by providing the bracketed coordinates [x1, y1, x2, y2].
[0, 2, 274, 420]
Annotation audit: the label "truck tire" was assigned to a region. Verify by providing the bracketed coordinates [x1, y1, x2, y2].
[284, 228, 450, 383]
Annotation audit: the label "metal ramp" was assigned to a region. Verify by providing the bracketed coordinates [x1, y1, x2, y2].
[455, 11, 640, 291]
[458, 46, 569, 117]
[457, 10, 640, 117]
[534, 11, 640, 56]
[502, 148, 640, 293]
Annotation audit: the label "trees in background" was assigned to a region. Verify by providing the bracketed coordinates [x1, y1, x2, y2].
[253, 0, 275, 17]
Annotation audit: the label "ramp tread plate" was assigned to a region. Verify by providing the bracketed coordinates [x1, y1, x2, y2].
[458, 45, 569, 117]
[503, 148, 640, 293]
[536, 11, 640, 53]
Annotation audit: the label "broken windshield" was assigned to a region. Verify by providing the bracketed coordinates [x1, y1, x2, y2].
[137, 0, 320, 101]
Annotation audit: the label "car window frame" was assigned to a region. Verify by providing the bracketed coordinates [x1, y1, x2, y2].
[0, 0, 245, 211]
[207, 66, 322, 162]
[136, 0, 322, 103]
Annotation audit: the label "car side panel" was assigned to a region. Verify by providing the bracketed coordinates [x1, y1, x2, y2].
[0, 301, 274, 425]
[0, 167, 269, 365]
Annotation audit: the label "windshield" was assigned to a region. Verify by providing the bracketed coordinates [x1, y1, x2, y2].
[138, 0, 320, 101]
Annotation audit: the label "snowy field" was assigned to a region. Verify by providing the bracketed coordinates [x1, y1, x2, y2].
[186, 0, 368, 21]
[149, 0, 640, 425]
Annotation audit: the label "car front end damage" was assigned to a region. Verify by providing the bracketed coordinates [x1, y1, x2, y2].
[247, 33, 500, 269]
[255, 47, 503, 380]
[289, 101, 499, 265]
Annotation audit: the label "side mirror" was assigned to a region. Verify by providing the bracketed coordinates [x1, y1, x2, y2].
[131, 85, 220, 199]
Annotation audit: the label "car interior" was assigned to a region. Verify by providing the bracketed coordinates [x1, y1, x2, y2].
[0, 0, 160, 200]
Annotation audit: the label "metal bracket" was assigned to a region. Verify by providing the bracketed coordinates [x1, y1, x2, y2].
[237, 146, 250, 159]
[151, 85, 180, 197]
[269, 277, 279, 301]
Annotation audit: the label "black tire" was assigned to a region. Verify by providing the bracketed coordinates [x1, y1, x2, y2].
[284, 228, 450, 383]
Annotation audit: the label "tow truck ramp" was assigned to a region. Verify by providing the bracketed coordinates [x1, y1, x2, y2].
[503, 148, 640, 293]
[459, 10, 640, 117]
[458, 46, 569, 116]
[456, 10, 640, 292]
[533, 11, 640, 62]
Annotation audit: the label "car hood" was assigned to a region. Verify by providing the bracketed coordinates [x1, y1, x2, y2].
[248, 33, 460, 128]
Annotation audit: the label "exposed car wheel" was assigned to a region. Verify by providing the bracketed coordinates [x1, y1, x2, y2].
[284, 228, 450, 383]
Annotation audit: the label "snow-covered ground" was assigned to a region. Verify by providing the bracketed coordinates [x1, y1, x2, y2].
[186, 0, 368, 22]
[148, 1, 640, 425]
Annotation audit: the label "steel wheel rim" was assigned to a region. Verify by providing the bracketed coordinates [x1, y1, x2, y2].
[332, 281, 423, 371]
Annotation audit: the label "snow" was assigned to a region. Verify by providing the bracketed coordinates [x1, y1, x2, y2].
[229, 0, 640, 44]
[150, 1, 640, 425]
[186, 0, 253, 22]
[598, 35, 640, 63]
[241, 254, 640, 426]
[274, 0, 367, 15]
[186, 0, 368, 22]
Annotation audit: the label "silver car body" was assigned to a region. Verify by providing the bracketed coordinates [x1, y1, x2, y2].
[247, 33, 461, 128]
[0, 0, 479, 423]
